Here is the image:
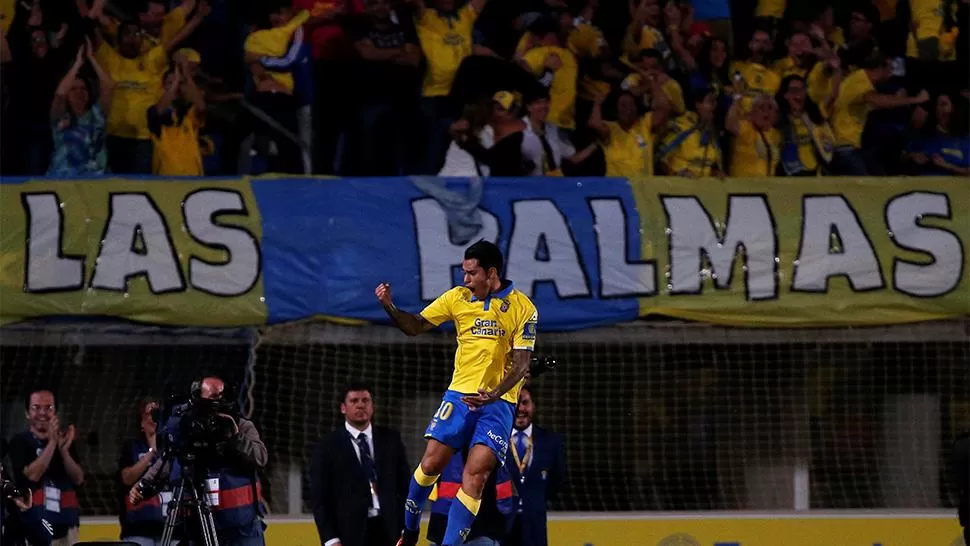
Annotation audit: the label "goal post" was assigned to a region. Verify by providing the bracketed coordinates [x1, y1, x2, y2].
[1, 319, 967, 517]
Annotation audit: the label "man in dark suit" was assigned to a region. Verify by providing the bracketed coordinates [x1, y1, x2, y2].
[504, 385, 564, 546]
[310, 383, 410, 546]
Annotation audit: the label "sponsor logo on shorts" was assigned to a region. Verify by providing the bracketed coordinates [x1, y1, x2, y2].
[487, 430, 508, 450]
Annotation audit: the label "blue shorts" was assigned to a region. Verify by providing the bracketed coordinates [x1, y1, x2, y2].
[424, 390, 515, 465]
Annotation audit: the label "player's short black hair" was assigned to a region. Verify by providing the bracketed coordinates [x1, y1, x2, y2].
[340, 382, 374, 404]
[465, 240, 504, 275]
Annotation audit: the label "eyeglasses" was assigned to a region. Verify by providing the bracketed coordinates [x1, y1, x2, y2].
[29, 404, 55, 413]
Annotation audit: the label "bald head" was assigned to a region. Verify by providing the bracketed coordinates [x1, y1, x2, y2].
[200, 377, 226, 400]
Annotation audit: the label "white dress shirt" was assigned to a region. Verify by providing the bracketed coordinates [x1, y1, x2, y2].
[345, 421, 381, 515]
[326, 422, 382, 546]
[512, 424, 534, 472]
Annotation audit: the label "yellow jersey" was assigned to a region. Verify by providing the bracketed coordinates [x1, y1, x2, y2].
[659, 113, 722, 177]
[729, 120, 782, 177]
[148, 105, 204, 176]
[96, 43, 169, 140]
[730, 61, 782, 111]
[522, 46, 578, 129]
[756, 0, 786, 18]
[602, 113, 654, 177]
[806, 62, 837, 119]
[772, 56, 809, 79]
[1, 0, 15, 34]
[516, 25, 609, 102]
[415, 4, 478, 97]
[831, 69, 874, 149]
[789, 116, 819, 172]
[244, 11, 310, 93]
[420, 283, 538, 405]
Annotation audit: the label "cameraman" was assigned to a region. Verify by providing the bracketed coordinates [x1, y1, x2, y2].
[130, 377, 268, 546]
[1, 460, 53, 546]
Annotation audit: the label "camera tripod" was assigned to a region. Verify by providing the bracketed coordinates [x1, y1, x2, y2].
[159, 461, 220, 546]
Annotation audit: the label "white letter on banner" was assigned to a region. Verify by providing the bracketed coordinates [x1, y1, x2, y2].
[664, 196, 777, 300]
[792, 196, 884, 292]
[589, 198, 656, 297]
[183, 190, 260, 296]
[886, 192, 963, 297]
[23, 193, 85, 292]
[90, 193, 185, 293]
[412, 198, 499, 301]
[506, 200, 590, 298]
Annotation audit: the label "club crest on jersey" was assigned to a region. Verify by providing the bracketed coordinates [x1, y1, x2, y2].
[500, 299, 510, 313]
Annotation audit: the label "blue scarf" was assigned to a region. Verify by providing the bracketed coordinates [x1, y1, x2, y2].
[657, 114, 722, 173]
[780, 115, 833, 176]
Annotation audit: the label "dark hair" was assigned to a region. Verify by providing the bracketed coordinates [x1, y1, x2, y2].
[340, 382, 374, 404]
[519, 383, 534, 399]
[852, 4, 879, 25]
[117, 21, 142, 38]
[858, 51, 889, 70]
[697, 36, 731, 86]
[464, 240, 504, 275]
[776, 75, 824, 125]
[687, 86, 715, 111]
[24, 388, 55, 410]
[640, 48, 664, 63]
[135, 396, 160, 429]
[524, 87, 551, 105]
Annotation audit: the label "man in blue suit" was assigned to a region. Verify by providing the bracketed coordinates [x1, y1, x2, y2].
[504, 385, 564, 546]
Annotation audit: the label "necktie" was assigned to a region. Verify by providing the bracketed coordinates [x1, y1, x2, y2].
[513, 431, 530, 474]
[355, 433, 379, 504]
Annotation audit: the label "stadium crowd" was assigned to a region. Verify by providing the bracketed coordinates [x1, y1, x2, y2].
[0, 0, 967, 179]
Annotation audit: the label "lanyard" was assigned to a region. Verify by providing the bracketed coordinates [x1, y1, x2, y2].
[511, 432, 533, 476]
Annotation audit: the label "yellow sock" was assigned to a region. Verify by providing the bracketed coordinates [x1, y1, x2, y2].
[456, 488, 481, 515]
[414, 466, 439, 487]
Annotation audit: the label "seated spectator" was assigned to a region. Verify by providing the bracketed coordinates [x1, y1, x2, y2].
[726, 93, 781, 177]
[775, 75, 835, 176]
[48, 41, 113, 177]
[148, 61, 206, 176]
[830, 53, 928, 175]
[904, 93, 970, 176]
[657, 87, 722, 178]
[521, 90, 596, 176]
[588, 89, 667, 177]
[518, 21, 578, 132]
[451, 91, 532, 176]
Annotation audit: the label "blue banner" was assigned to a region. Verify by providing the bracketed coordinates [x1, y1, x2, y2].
[253, 177, 642, 331]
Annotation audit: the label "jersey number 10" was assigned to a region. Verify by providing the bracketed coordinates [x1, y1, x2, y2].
[434, 401, 454, 421]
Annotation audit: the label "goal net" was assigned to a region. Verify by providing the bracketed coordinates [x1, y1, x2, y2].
[1, 319, 967, 516]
